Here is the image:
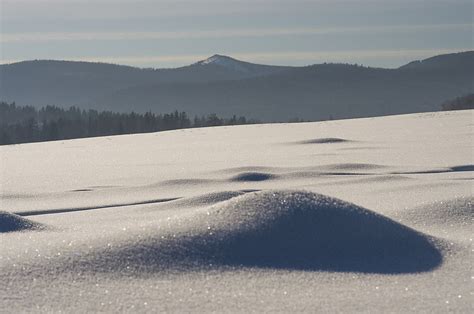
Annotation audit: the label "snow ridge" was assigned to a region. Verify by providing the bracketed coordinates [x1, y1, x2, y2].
[197, 54, 252, 73]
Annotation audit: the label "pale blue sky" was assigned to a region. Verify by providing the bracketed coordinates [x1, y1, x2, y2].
[1, 0, 472, 68]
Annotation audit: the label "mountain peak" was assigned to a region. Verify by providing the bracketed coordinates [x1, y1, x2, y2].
[198, 54, 239, 65]
[195, 54, 258, 74]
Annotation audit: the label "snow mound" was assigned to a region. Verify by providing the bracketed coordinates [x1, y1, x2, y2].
[402, 197, 473, 227]
[164, 191, 249, 208]
[0, 211, 46, 233]
[156, 178, 213, 187]
[92, 191, 441, 274]
[217, 166, 278, 173]
[396, 164, 474, 174]
[299, 137, 350, 144]
[450, 165, 474, 172]
[230, 172, 277, 182]
[320, 163, 385, 171]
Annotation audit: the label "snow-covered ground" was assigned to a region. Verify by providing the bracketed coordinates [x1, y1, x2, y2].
[0, 110, 472, 313]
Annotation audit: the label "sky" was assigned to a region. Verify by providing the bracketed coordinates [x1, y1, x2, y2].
[0, 0, 472, 68]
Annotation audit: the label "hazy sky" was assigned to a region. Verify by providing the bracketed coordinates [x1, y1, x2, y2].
[1, 0, 472, 68]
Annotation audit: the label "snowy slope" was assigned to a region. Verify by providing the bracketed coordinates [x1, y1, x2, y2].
[198, 54, 248, 69]
[0, 110, 472, 312]
[195, 54, 286, 75]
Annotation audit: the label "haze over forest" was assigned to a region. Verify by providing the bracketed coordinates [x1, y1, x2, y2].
[1, 51, 473, 121]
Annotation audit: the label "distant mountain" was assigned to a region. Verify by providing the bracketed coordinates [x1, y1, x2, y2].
[0, 56, 289, 109]
[1, 51, 473, 121]
[194, 54, 288, 76]
[399, 51, 474, 70]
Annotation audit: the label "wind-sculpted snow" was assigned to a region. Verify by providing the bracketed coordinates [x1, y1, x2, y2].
[0, 211, 46, 232]
[0, 110, 472, 312]
[162, 191, 251, 208]
[298, 137, 350, 144]
[401, 197, 473, 227]
[230, 172, 277, 182]
[85, 191, 442, 274]
[393, 164, 474, 175]
[319, 163, 385, 171]
[157, 178, 215, 186]
[16, 197, 178, 216]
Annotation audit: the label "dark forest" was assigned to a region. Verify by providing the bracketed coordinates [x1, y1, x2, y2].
[0, 101, 259, 145]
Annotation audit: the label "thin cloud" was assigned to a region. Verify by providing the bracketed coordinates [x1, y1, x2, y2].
[1, 23, 471, 43]
[233, 49, 471, 64]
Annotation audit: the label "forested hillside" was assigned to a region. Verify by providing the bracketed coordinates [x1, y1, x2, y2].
[0, 102, 258, 145]
[441, 94, 474, 111]
[1, 52, 472, 121]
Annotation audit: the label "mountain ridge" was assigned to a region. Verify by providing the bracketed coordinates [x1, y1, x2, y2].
[1, 51, 473, 121]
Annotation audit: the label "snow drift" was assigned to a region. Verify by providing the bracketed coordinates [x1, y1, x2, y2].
[0, 211, 46, 233]
[1, 110, 471, 312]
[86, 190, 442, 274]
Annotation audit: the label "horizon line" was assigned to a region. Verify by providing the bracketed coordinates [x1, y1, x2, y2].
[1, 49, 472, 70]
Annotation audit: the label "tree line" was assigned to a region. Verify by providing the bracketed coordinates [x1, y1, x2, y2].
[440, 94, 474, 111]
[0, 102, 259, 145]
